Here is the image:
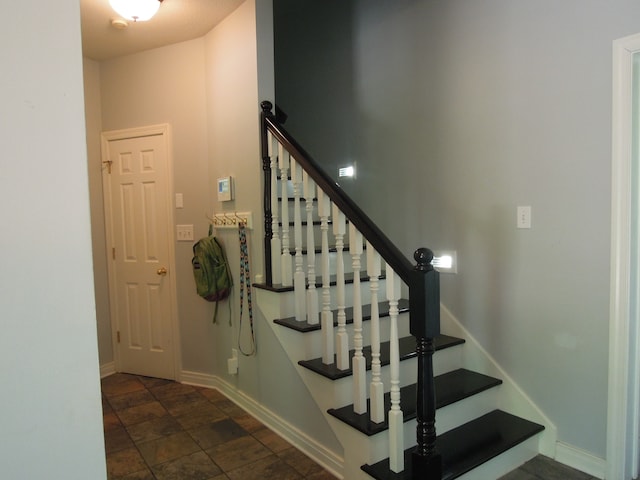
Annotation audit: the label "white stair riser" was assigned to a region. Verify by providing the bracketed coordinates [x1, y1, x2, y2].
[283, 249, 356, 276]
[304, 345, 466, 413]
[456, 435, 539, 480]
[333, 387, 500, 469]
[270, 278, 390, 319]
[295, 313, 411, 360]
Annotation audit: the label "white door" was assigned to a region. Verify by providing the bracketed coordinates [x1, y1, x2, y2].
[102, 125, 178, 380]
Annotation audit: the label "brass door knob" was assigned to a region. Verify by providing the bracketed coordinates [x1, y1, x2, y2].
[157, 267, 168, 276]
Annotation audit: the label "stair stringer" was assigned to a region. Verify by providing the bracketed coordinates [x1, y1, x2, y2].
[440, 302, 558, 457]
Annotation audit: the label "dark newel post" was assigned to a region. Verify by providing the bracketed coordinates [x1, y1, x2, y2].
[260, 101, 274, 286]
[410, 248, 442, 479]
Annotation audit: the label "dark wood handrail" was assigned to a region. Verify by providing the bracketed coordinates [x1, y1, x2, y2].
[259, 100, 442, 478]
[261, 101, 414, 283]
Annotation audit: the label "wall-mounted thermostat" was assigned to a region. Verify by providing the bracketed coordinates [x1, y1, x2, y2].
[217, 176, 233, 202]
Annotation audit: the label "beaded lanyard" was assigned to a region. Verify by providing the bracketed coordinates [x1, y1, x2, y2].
[238, 221, 255, 355]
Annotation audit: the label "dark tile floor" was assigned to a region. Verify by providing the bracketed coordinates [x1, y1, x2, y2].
[103, 373, 600, 480]
[498, 454, 600, 480]
[101, 373, 337, 480]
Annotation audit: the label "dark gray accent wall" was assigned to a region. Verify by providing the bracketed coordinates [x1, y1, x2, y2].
[274, 0, 640, 458]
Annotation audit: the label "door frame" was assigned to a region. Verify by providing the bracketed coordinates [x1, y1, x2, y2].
[608, 32, 640, 480]
[101, 123, 181, 380]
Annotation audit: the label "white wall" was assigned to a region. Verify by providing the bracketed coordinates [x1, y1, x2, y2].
[87, 0, 341, 458]
[274, 0, 640, 459]
[98, 37, 213, 373]
[0, 1, 106, 478]
[84, 58, 113, 368]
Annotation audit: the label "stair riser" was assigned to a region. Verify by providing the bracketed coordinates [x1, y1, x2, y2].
[295, 313, 412, 359]
[332, 388, 501, 469]
[456, 435, 539, 480]
[302, 345, 466, 413]
[271, 279, 390, 319]
[283, 249, 356, 276]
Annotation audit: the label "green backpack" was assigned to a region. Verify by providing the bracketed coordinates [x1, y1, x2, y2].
[192, 226, 232, 323]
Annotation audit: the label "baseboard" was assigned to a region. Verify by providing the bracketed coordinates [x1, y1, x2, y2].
[180, 369, 344, 479]
[100, 361, 116, 378]
[555, 442, 606, 479]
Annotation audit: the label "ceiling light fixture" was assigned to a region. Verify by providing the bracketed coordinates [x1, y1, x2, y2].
[109, 0, 163, 22]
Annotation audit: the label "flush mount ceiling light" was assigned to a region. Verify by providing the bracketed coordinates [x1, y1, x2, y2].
[109, 0, 163, 22]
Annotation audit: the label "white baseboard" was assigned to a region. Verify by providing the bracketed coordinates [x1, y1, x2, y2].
[180, 370, 344, 479]
[100, 361, 116, 378]
[555, 442, 606, 479]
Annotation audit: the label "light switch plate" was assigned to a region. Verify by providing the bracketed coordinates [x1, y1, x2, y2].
[176, 224, 194, 241]
[517, 206, 532, 229]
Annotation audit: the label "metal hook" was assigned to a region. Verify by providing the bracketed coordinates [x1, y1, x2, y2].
[235, 212, 247, 224]
[224, 212, 236, 225]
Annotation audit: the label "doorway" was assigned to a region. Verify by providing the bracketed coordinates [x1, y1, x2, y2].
[101, 124, 180, 380]
[608, 32, 640, 480]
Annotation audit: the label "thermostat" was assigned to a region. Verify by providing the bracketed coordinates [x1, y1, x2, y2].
[217, 176, 233, 202]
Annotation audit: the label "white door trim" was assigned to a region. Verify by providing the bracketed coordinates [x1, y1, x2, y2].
[100, 123, 182, 381]
[608, 32, 640, 480]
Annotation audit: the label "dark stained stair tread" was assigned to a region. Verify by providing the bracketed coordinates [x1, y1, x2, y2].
[298, 334, 465, 380]
[361, 409, 544, 480]
[328, 369, 502, 436]
[274, 299, 410, 333]
[254, 271, 386, 293]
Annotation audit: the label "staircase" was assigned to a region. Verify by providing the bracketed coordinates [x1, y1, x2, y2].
[254, 101, 549, 479]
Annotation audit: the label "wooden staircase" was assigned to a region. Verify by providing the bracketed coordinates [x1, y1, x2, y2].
[254, 101, 547, 479]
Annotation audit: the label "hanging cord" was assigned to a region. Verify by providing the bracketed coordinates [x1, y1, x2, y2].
[238, 221, 256, 356]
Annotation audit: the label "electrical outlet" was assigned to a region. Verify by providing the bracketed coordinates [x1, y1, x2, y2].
[227, 349, 239, 375]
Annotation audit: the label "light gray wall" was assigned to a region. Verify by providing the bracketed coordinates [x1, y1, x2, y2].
[84, 57, 113, 368]
[98, 37, 213, 373]
[0, 1, 106, 478]
[87, 0, 341, 457]
[274, 0, 640, 458]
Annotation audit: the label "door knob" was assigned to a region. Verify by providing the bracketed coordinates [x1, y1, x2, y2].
[157, 267, 168, 276]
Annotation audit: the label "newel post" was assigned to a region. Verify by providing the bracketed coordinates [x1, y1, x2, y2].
[409, 248, 442, 479]
[260, 101, 273, 285]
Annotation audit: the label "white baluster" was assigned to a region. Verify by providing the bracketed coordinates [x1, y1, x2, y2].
[333, 204, 348, 371]
[270, 136, 281, 284]
[303, 172, 319, 325]
[291, 158, 306, 321]
[318, 189, 334, 364]
[350, 224, 366, 414]
[367, 243, 384, 423]
[279, 148, 292, 286]
[386, 264, 404, 473]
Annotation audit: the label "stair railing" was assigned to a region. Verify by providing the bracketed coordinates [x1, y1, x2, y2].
[260, 101, 442, 478]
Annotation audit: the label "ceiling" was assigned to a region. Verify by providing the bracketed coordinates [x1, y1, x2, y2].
[81, 0, 245, 60]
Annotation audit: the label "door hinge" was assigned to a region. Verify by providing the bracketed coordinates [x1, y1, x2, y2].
[117, 331, 121, 343]
[112, 247, 116, 260]
[102, 160, 112, 174]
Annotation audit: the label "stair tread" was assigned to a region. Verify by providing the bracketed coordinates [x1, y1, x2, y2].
[274, 299, 410, 333]
[298, 334, 465, 380]
[254, 271, 385, 293]
[361, 409, 544, 480]
[328, 368, 502, 436]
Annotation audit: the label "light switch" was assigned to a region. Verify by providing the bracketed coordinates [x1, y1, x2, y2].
[175, 193, 184, 209]
[176, 224, 194, 241]
[517, 206, 532, 229]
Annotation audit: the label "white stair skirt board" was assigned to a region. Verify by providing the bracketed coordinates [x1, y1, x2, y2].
[180, 370, 344, 480]
[439, 303, 558, 457]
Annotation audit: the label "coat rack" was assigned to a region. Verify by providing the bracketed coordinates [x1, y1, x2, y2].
[207, 211, 253, 229]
